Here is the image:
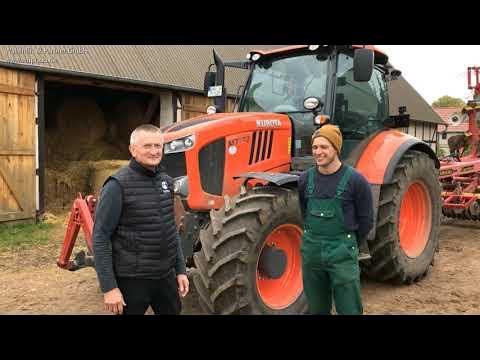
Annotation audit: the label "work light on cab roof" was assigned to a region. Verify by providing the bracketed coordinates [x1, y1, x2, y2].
[246, 52, 261, 61]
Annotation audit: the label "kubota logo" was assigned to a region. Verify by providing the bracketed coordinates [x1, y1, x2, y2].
[256, 119, 281, 128]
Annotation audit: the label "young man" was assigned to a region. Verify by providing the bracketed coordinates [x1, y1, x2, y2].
[93, 124, 189, 315]
[298, 124, 373, 315]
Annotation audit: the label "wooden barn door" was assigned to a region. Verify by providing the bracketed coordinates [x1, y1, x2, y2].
[0, 67, 37, 222]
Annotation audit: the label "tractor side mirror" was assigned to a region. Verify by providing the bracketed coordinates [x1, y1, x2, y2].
[204, 71, 217, 96]
[353, 48, 374, 82]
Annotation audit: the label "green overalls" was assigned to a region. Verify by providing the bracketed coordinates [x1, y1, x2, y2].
[301, 165, 363, 315]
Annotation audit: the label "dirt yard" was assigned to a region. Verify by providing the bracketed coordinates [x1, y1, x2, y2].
[1, 216, 479, 315]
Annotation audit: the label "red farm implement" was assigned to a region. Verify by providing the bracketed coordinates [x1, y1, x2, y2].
[440, 67, 480, 220]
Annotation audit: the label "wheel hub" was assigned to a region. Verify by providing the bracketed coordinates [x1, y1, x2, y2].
[258, 245, 287, 279]
[399, 181, 432, 258]
[256, 223, 303, 310]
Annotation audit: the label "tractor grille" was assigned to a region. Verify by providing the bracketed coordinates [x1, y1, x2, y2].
[161, 152, 187, 178]
[249, 130, 274, 165]
[199, 138, 225, 196]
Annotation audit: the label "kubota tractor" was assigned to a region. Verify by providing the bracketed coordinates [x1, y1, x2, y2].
[440, 66, 480, 220]
[58, 45, 441, 315]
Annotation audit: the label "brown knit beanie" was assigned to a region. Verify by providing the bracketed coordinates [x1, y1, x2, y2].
[311, 125, 343, 154]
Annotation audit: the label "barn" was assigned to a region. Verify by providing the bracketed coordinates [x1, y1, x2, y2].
[0, 45, 443, 223]
[0, 45, 254, 222]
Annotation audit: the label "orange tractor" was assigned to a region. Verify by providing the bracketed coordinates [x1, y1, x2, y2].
[58, 45, 441, 315]
[440, 67, 480, 220]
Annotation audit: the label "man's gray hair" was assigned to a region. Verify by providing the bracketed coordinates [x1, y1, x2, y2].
[130, 124, 163, 145]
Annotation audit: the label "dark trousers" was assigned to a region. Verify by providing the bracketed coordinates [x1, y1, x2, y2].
[117, 272, 181, 315]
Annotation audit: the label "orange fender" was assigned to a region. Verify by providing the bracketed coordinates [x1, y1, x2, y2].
[354, 130, 439, 185]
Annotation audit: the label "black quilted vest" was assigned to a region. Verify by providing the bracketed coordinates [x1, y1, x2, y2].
[108, 159, 177, 279]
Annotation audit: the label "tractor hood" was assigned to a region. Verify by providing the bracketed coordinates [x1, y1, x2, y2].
[161, 112, 292, 144]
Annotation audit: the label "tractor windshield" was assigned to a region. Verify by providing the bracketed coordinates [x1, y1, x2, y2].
[239, 53, 328, 113]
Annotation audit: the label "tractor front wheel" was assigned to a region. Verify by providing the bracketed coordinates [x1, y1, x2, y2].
[191, 186, 307, 315]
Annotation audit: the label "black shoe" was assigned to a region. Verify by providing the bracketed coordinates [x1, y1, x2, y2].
[358, 241, 372, 261]
[358, 252, 372, 261]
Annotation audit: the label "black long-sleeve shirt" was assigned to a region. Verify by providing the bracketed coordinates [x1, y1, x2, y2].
[93, 178, 186, 293]
[298, 163, 374, 245]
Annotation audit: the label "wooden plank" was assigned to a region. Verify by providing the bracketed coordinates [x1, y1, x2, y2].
[0, 212, 33, 222]
[18, 70, 36, 90]
[0, 158, 26, 211]
[0, 94, 6, 147]
[6, 67, 18, 87]
[21, 155, 36, 217]
[0, 162, 21, 212]
[5, 94, 18, 150]
[19, 95, 35, 150]
[0, 94, 35, 151]
[0, 67, 6, 85]
[183, 104, 211, 112]
[0, 83, 35, 96]
[0, 212, 20, 222]
[0, 150, 36, 155]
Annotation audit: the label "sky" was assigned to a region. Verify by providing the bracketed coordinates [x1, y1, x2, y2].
[376, 45, 480, 105]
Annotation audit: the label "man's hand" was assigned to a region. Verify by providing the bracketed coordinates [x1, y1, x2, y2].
[177, 274, 189, 298]
[104, 288, 126, 315]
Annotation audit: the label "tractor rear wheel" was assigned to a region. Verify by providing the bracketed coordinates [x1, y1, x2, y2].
[364, 150, 441, 284]
[191, 186, 307, 314]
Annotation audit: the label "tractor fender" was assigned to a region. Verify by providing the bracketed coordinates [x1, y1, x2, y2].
[234, 172, 299, 187]
[354, 130, 439, 185]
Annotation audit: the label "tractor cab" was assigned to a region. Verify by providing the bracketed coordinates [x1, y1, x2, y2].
[205, 45, 403, 164]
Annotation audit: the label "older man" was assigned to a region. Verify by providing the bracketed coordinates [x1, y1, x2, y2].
[93, 124, 189, 315]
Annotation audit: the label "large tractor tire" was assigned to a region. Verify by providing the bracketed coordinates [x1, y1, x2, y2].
[364, 150, 441, 284]
[191, 186, 307, 314]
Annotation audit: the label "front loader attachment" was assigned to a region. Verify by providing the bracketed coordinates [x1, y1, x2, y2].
[57, 194, 97, 271]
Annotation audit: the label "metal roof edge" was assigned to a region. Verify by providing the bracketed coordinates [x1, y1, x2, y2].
[0, 60, 205, 95]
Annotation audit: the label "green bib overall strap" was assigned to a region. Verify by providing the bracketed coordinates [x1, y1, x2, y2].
[306, 166, 316, 198]
[335, 165, 354, 199]
[304, 165, 354, 235]
[305, 165, 354, 200]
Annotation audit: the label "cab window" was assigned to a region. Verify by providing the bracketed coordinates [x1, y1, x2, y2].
[334, 53, 389, 139]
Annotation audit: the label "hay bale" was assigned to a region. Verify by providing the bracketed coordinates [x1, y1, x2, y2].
[61, 161, 92, 194]
[42, 212, 66, 225]
[45, 129, 68, 166]
[80, 141, 127, 161]
[89, 160, 129, 196]
[45, 168, 61, 208]
[45, 162, 92, 210]
[113, 98, 147, 146]
[56, 96, 107, 147]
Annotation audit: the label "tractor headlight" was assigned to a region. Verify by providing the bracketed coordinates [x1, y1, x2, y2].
[164, 135, 195, 154]
[173, 176, 189, 197]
